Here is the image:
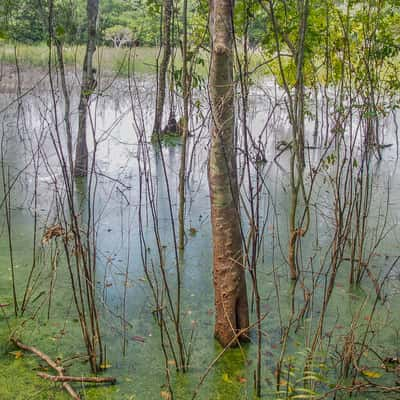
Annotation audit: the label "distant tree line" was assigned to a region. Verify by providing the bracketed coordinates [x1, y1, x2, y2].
[0, 0, 268, 47]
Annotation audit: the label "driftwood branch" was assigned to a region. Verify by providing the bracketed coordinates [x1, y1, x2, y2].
[11, 337, 116, 400]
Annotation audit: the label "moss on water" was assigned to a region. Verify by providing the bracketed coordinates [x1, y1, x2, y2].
[1, 230, 399, 399]
[1, 89, 400, 400]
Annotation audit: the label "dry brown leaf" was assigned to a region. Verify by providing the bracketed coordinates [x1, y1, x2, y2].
[42, 224, 65, 244]
[236, 375, 247, 384]
[9, 350, 23, 359]
[160, 390, 171, 400]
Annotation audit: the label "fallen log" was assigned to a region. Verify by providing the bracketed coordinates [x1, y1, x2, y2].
[10, 337, 116, 400]
[37, 372, 116, 384]
[10, 337, 79, 399]
[11, 337, 65, 372]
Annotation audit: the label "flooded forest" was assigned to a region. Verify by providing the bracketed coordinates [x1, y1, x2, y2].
[1, 0, 400, 399]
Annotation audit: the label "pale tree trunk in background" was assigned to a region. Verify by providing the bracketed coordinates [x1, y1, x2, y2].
[288, 0, 309, 280]
[46, 0, 73, 176]
[74, 0, 99, 177]
[54, 41, 74, 177]
[208, 0, 249, 347]
[152, 0, 173, 136]
[178, 0, 189, 250]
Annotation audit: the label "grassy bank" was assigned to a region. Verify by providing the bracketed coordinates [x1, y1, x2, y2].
[0, 43, 160, 76]
[0, 43, 269, 80]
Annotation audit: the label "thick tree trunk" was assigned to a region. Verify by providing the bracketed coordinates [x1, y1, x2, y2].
[152, 0, 173, 136]
[74, 0, 99, 177]
[208, 0, 249, 347]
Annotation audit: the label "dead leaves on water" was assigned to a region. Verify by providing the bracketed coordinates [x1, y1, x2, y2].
[41, 224, 74, 245]
[188, 227, 197, 236]
[99, 361, 112, 370]
[361, 369, 382, 379]
[41, 224, 65, 244]
[222, 372, 247, 385]
[9, 350, 24, 359]
[160, 390, 171, 399]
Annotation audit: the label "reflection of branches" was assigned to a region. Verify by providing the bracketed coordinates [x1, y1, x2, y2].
[0, 73, 49, 115]
[128, 51, 190, 394]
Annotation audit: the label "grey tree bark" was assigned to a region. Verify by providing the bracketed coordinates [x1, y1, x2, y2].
[74, 0, 99, 177]
[178, 0, 189, 250]
[152, 0, 173, 136]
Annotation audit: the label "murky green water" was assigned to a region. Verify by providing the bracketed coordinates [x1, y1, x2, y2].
[0, 78, 399, 399]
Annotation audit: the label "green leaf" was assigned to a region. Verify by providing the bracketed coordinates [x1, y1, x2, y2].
[0, 30, 8, 40]
[56, 25, 66, 37]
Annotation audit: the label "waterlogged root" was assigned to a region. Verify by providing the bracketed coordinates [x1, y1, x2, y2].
[10, 337, 116, 400]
